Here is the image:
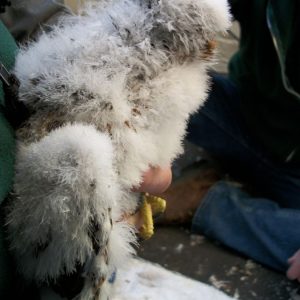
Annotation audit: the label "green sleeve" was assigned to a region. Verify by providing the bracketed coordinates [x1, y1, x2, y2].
[0, 20, 17, 299]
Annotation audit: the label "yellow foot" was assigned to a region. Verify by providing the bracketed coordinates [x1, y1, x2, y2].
[139, 193, 166, 240]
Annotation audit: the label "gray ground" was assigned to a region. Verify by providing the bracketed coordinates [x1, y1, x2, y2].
[139, 226, 300, 300]
[138, 24, 300, 300]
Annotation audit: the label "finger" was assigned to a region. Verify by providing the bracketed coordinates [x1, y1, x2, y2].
[288, 256, 296, 264]
[287, 262, 300, 280]
[134, 166, 172, 194]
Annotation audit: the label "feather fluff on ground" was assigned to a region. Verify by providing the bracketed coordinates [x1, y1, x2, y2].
[6, 0, 231, 299]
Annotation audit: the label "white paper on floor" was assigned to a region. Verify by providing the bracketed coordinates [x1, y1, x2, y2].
[112, 258, 235, 300]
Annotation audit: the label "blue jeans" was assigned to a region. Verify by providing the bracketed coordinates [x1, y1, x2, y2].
[188, 74, 300, 272]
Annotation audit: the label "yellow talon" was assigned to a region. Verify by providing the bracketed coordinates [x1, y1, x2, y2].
[139, 193, 166, 240]
[144, 193, 166, 216]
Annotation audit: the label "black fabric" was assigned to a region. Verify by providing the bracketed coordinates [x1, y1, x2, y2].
[2, 75, 30, 129]
[228, 0, 300, 165]
[0, 0, 11, 13]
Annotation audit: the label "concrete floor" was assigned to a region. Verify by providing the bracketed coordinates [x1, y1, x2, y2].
[138, 226, 300, 300]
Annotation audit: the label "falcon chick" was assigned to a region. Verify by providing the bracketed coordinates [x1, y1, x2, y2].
[5, 0, 231, 299]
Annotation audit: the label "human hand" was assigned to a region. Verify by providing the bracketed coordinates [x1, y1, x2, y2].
[287, 249, 300, 282]
[125, 166, 172, 229]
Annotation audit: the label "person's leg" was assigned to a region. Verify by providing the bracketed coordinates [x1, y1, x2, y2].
[192, 181, 300, 272]
[183, 73, 300, 271]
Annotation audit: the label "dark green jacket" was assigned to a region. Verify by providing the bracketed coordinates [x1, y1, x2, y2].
[229, 0, 300, 165]
[0, 21, 17, 298]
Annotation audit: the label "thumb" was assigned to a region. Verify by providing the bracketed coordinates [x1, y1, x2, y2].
[287, 262, 300, 280]
[287, 250, 300, 280]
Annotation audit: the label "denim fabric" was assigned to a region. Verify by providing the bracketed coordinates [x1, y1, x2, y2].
[188, 74, 300, 271]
